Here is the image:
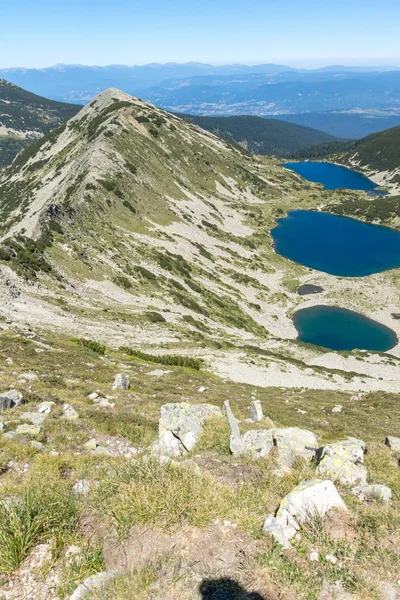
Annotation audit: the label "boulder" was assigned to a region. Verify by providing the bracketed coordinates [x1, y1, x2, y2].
[112, 374, 130, 390]
[73, 480, 91, 496]
[0, 390, 24, 412]
[317, 437, 367, 486]
[62, 404, 79, 420]
[385, 436, 400, 452]
[37, 401, 55, 414]
[159, 402, 223, 457]
[274, 427, 318, 473]
[249, 400, 263, 422]
[352, 484, 392, 502]
[263, 479, 347, 547]
[224, 400, 244, 456]
[242, 429, 274, 459]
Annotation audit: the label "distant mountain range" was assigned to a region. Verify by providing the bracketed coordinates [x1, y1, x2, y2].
[1, 63, 400, 140]
[0, 79, 80, 165]
[177, 114, 339, 156]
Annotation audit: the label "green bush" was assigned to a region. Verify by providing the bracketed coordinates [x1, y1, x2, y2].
[145, 311, 166, 323]
[120, 347, 203, 370]
[75, 338, 106, 355]
[113, 275, 132, 290]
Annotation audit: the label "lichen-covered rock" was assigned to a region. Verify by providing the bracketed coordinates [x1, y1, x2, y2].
[159, 402, 223, 457]
[317, 437, 367, 485]
[112, 373, 130, 390]
[352, 484, 392, 502]
[385, 436, 400, 452]
[242, 429, 274, 458]
[274, 427, 318, 473]
[73, 480, 91, 495]
[249, 400, 263, 422]
[263, 479, 347, 547]
[0, 390, 24, 412]
[224, 400, 244, 456]
[15, 424, 41, 436]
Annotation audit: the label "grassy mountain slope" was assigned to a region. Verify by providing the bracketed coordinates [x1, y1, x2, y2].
[0, 79, 81, 166]
[176, 114, 339, 156]
[0, 89, 399, 394]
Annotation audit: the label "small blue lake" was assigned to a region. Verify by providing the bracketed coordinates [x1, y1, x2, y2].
[294, 305, 398, 351]
[283, 161, 380, 191]
[271, 210, 400, 277]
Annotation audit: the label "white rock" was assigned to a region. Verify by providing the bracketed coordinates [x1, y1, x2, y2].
[198, 386, 207, 393]
[325, 554, 338, 564]
[62, 404, 79, 420]
[147, 369, 168, 377]
[352, 484, 392, 502]
[73, 480, 91, 495]
[249, 400, 263, 422]
[310, 551, 319, 562]
[5, 357, 13, 365]
[37, 401, 56, 414]
[112, 373, 130, 390]
[88, 392, 99, 400]
[70, 571, 120, 600]
[18, 372, 38, 381]
[385, 436, 400, 452]
[332, 405, 343, 413]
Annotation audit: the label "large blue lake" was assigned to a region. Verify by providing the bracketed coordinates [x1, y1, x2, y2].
[294, 305, 398, 351]
[271, 210, 400, 277]
[283, 161, 379, 191]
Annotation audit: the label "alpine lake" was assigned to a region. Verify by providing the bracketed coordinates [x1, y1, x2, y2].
[273, 162, 399, 351]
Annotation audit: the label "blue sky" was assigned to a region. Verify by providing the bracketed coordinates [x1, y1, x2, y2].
[2, 0, 400, 68]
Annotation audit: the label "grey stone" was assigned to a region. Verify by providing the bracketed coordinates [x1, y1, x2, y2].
[0, 390, 24, 412]
[249, 400, 263, 422]
[62, 404, 79, 420]
[242, 429, 274, 458]
[159, 402, 223, 457]
[112, 373, 130, 390]
[37, 401, 55, 414]
[73, 480, 91, 495]
[70, 571, 120, 600]
[274, 427, 318, 473]
[262, 514, 292, 549]
[31, 441, 45, 451]
[317, 437, 367, 486]
[15, 424, 41, 436]
[352, 484, 392, 502]
[385, 436, 400, 452]
[224, 400, 244, 456]
[20, 412, 48, 426]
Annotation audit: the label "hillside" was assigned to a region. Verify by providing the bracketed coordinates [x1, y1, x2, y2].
[176, 114, 339, 156]
[0, 79, 81, 166]
[0, 88, 400, 600]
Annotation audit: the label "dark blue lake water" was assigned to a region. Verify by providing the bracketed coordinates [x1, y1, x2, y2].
[294, 305, 398, 351]
[271, 210, 400, 277]
[283, 161, 379, 191]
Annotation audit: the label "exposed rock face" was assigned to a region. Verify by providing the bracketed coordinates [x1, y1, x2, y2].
[158, 402, 223, 457]
[62, 404, 79, 420]
[20, 412, 48, 426]
[242, 429, 274, 459]
[352, 484, 392, 502]
[385, 436, 400, 452]
[317, 437, 367, 485]
[263, 479, 347, 547]
[112, 373, 130, 390]
[0, 390, 24, 412]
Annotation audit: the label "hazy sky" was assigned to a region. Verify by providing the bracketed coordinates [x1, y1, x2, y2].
[2, 0, 400, 68]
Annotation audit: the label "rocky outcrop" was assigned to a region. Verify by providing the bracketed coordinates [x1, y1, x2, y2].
[352, 484, 392, 502]
[263, 479, 347, 548]
[0, 390, 24, 412]
[112, 374, 130, 390]
[385, 436, 400, 452]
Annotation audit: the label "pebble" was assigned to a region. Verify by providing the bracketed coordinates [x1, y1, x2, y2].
[325, 554, 338, 564]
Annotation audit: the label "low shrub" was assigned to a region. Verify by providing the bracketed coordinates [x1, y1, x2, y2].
[120, 347, 203, 370]
[75, 338, 106, 355]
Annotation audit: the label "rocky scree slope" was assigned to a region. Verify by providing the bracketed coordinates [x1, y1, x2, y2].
[0, 79, 81, 167]
[1, 89, 400, 392]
